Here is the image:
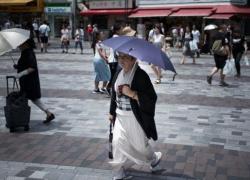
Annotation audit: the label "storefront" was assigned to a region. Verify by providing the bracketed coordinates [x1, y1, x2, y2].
[80, 0, 134, 32]
[44, 2, 72, 38]
[129, 0, 250, 41]
[0, 0, 44, 29]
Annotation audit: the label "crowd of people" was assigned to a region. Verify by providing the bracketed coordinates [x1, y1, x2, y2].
[2, 18, 249, 180]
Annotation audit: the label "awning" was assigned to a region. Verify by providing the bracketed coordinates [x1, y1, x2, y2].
[216, 4, 250, 14]
[170, 8, 213, 17]
[80, 9, 132, 16]
[129, 9, 171, 18]
[0, 0, 34, 5]
[205, 13, 234, 19]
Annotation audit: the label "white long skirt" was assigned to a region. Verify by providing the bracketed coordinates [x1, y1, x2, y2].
[110, 109, 154, 167]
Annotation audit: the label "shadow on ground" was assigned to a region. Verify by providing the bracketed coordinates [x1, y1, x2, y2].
[128, 169, 199, 180]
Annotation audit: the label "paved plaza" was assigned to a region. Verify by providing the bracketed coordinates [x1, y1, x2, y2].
[0, 39, 250, 180]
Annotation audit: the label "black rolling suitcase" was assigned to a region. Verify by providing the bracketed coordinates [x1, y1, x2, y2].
[4, 76, 30, 132]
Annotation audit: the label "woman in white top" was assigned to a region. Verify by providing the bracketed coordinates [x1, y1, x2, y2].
[151, 25, 165, 84]
[61, 25, 70, 53]
[92, 32, 111, 93]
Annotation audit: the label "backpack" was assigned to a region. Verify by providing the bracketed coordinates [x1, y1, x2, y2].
[212, 40, 227, 56]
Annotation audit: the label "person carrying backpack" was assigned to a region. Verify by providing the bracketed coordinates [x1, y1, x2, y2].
[207, 24, 230, 86]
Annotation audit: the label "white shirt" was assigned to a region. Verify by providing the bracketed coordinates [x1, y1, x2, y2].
[61, 28, 69, 40]
[32, 22, 38, 31]
[152, 34, 164, 49]
[39, 24, 50, 37]
[108, 34, 119, 63]
[148, 29, 155, 42]
[192, 30, 200, 43]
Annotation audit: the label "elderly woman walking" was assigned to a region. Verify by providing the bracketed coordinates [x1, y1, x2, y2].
[109, 50, 162, 180]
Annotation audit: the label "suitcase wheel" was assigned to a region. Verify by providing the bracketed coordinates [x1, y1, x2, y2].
[24, 125, 30, 131]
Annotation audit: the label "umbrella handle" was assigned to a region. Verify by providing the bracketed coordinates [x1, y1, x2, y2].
[9, 53, 16, 64]
[172, 73, 177, 81]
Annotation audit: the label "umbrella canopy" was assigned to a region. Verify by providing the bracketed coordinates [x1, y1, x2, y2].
[102, 36, 176, 73]
[0, 28, 30, 56]
[204, 24, 218, 31]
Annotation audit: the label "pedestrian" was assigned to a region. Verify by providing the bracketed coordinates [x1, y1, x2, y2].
[109, 50, 162, 180]
[171, 26, 178, 48]
[74, 26, 84, 54]
[180, 26, 196, 64]
[207, 24, 230, 86]
[148, 25, 155, 43]
[192, 25, 201, 58]
[201, 30, 212, 55]
[39, 21, 50, 53]
[92, 31, 111, 94]
[14, 39, 55, 124]
[232, 28, 246, 78]
[87, 24, 93, 45]
[91, 24, 99, 55]
[32, 19, 40, 43]
[151, 24, 165, 84]
[61, 25, 70, 53]
[106, 23, 123, 95]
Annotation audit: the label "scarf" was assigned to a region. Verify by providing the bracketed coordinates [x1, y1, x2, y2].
[115, 62, 138, 92]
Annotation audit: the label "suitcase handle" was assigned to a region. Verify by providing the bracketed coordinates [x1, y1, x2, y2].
[6, 76, 19, 95]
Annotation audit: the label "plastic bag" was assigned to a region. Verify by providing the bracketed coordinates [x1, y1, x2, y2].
[244, 55, 249, 66]
[189, 40, 198, 51]
[223, 59, 236, 76]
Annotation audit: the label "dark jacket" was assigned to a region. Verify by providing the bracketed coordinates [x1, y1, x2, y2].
[232, 34, 245, 54]
[17, 48, 41, 100]
[109, 66, 158, 140]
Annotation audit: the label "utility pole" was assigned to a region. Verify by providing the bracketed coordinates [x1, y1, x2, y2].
[71, 0, 76, 38]
[125, 0, 128, 22]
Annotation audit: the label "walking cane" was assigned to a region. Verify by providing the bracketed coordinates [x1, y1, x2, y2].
[108, 122, 113, 159]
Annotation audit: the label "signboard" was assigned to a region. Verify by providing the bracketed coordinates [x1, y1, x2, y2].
[230, 0, 249, 5]
[89, 0, 133, 9]
[45, 6, 71, 13]
[138, 0, 232, 5]
[0, 0, 44, 13]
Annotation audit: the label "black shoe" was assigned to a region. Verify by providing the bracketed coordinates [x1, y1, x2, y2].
[219, 81, 229, 87]
[92, 89, 102, 94]
[207, 76, 212, 85]
[43, 113, 55, 124]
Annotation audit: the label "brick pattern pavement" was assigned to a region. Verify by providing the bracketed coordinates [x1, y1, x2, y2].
[0, 40, 249, 179]
[0, 133, 249, 180]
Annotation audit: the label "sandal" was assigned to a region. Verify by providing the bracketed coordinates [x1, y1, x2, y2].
[154, 79, 161, 84]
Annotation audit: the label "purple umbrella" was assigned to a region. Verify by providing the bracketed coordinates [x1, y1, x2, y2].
[102, 36, 177, 74]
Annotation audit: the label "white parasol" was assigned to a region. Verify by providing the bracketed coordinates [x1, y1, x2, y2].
[0, 28, 30, 56]
[204, 24, 218, 31]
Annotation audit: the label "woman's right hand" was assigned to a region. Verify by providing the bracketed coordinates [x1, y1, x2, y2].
[109, 114, 114, 123]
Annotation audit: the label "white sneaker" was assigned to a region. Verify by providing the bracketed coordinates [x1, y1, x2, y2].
[113, 175, 133, 180]
[150, 152, 162, 172]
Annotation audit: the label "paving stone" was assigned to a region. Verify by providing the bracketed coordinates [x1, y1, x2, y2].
[0, 39, 249, 180]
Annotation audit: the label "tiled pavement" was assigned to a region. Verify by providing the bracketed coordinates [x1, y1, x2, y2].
[0, 39, 250, 180]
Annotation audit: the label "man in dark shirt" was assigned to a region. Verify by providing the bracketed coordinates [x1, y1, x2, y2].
[207, 24, 230, 86]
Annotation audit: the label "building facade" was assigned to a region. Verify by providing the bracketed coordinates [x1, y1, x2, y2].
[130, 0, 250, 40]
[0, 0, 44, 29]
